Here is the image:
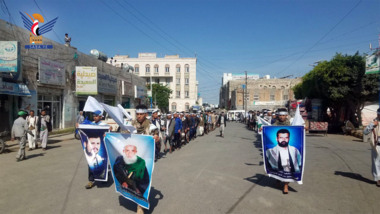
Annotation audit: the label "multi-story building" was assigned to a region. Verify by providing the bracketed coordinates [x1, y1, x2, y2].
[110, 53, 198, 112]
[220, 73, 301, 111]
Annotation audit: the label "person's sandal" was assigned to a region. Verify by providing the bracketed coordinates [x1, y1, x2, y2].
[85, 181, 95, 189]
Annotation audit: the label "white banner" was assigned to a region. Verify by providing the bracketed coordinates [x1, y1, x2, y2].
[76, 67, 97, 95]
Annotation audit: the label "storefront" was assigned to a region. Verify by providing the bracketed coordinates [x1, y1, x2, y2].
[36, 57, 65, 130]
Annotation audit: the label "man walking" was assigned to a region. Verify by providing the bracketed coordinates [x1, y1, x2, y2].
[173, 112, 182, 150]
[11, 111, 29, 161]
[37, 109, 51, 151]
[163, 113, 175, 153]
[217, 112, 227, 137]
[26, 110, 38, 150]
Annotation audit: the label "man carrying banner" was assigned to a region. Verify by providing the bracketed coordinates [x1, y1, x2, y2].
[130, 104, 159, 213]
[85, 110, 108, 189]
[363, 108, 380, 187]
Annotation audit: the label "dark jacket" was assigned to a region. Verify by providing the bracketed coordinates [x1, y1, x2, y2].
[164, 118, 176, 137]
[217, 115, 227, 127]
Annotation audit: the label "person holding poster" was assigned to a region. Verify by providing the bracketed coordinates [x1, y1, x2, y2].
[262, 109, 304, 194]
[105, 133, 154, 214]
[83, 110, 109, 189]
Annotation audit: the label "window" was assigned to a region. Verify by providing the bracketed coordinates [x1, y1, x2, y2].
[283, 95, 288, 100]
[254, 95, 259, 100]
[176, 64, 181, 73]
[166, 78, 170, 85]
[165, 64, 170, 73]
[172, 102, 177, 111]
[146, 79, 150, 84]
[154, 64, 159, 73]
[185, 64, 189, 73]
[185, 103, 190, 111]
[145, 64, 150, 73]
[134, 65, 139, 73]
[155, 78, 160, 84]
[270, 95, 275, 101]
[185, 91, 189, 98]
[185, 78, 189, 85]
[176, 91, 180, 98]
[176, 78, 180, 85]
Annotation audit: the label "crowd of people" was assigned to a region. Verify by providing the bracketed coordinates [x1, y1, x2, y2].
[149, 107, 228, 160]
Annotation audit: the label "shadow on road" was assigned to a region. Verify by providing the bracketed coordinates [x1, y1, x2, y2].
[334, 171, 376, 185]
[244, 174, 297, 193]
[26, 153, 44, 159]
[245, 162, 263, 166]
[118, 186, 163, 213]
[46, 145, 61, 150]
[146, 187, 164, 213]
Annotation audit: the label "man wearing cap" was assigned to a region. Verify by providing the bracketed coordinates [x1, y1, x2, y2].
[217, 112, 227, 138]
[198, 113, 205, 136]
[11, 111, 29, 161]
[363, 108, 380, 187]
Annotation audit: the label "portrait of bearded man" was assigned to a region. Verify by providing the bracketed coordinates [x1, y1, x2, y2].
[113, 144, 150, 198]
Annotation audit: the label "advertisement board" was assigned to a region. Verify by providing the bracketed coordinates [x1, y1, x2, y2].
[76, 66, 97, 95]
[39, 57, 65, 86]
[98, 73, 117, 95]
[0, 41, 19, 73]
[365, 53, 379, 74]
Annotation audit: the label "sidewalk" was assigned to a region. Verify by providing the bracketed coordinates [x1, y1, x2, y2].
[3, 132, 75, 153]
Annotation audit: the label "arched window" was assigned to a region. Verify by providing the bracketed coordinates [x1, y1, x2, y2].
[185, 64, 189, 73]
[145, 64, 150, 73]
[154, 64, 159, 73]
[185, 102, 190, 111]
[134, 64, 139, 73]
[176, 64, 181, 73]
[165, 64, 170, 73]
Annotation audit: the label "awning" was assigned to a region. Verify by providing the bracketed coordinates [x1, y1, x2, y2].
[0, 79, 31, 96]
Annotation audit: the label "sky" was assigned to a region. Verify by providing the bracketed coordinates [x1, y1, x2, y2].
[1, 0, 379, 104]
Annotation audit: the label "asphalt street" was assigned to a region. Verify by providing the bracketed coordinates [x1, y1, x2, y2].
[0, 123, 379, 214]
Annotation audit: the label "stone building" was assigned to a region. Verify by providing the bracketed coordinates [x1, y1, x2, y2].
[220, 76, 301, 111]
[0, 19, 146, 132]
[109, 53, 198, 112]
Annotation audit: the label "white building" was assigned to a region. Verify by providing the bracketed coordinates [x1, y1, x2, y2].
[109, 53, 198, 112]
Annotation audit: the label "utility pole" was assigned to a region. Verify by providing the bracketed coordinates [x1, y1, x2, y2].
[245, 71, 248, 122]
[150, 74, 153, 108]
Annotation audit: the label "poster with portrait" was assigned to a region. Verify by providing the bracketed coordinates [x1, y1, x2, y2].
[104, 133, 155, 209]
[262, 126, 305, 183]
[78, 125, 110, 182]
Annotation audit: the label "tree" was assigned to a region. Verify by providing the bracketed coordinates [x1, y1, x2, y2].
[293, 52, 379, 127]
[148, 84, 172, 112]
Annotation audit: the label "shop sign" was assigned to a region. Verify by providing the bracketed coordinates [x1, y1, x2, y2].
[39, 57, 65, 86]
[98, 73, 117, 95]
[0, 41, 19, 73]
[76, 66, 97, 95]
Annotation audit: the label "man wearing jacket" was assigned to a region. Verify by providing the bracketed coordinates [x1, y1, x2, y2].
[163, 113, 176, 153]
[11, 111, 29, 161]
[173, 112, 182, 150]
[217, 112, 227, 138]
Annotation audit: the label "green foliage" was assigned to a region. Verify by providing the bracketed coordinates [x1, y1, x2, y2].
[293, 52, 379, 126]
[148, 84, 172, 112]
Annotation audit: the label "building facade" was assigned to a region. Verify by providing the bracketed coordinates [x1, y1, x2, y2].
[110, 53, 198, 112]
[0, 19, 146, 132]
[220, 74, 301, 111]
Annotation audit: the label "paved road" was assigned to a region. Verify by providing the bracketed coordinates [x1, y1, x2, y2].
[0, 123, 379, 214]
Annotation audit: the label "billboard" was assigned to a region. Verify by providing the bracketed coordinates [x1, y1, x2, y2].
[0, 41, 19, 73]
[76, 66, 97, 95]
[98, 73, 117, 95]
[39, 57, 65, 86]
[365, 53, 379, 74]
